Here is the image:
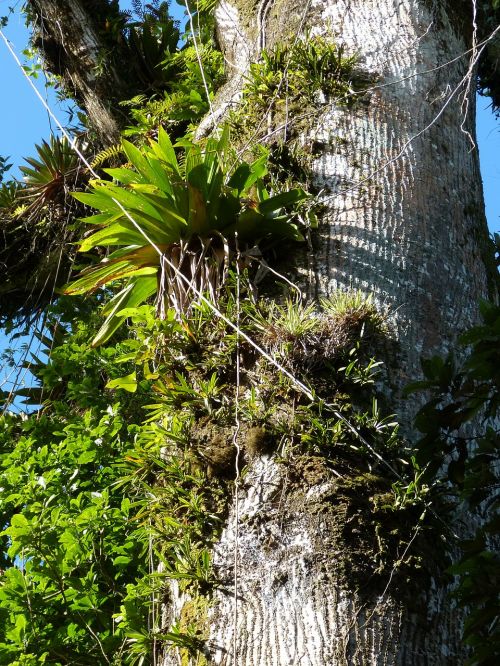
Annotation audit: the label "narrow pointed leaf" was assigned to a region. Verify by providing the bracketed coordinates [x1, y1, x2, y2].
[157, 127, 180, 174]
[93, 276, 157, 346]
[103, 168, 146, 186]
[78, 223, 145, 251]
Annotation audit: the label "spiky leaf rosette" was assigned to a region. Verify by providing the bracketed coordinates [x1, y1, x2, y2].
[64, 127, 309, 346]
[0, 136, 88, 326]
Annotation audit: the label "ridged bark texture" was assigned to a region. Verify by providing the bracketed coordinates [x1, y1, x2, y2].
[209, 458, 460, 665]
[27, 0, 127, 144]
[215, 0, 494, 410]
[160, 1, 494, 664]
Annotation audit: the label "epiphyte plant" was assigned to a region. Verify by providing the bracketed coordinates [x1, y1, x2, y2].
[64, 126, 310, 346]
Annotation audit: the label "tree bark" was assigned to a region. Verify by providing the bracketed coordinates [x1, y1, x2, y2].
[160, 1, 496, 664]
[27, 0, 130, 144]
[214, 0, 495, 409]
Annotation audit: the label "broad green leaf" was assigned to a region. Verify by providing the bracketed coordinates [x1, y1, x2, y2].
[187, 163, 209, 199]
[78, 223, 145, 251]
[187, 184, 208, 235]
[78, 450, 97, 464]
[63, 260, 157, 295]
[156, 126, 180, 174]
[113, 555, 133, 566]
[98, 183, 164, 221]
[106, 372, 137, 393]
[72, 189, 124, 213]
[144, 154, 175, 194]
[185, 144, 203, 176]
[228, 154, 268, 193]
[203, 137, 220, 174]
[122, 139, 160, 185]
[103, 167, 146, 186]
[258, 188, 308, 216]
[249, 153, 269, 182]
[136, 192, 188, 236]
[211, 193, 240, 231]
[227, 163, 251, 193]
[81, 212, 121, 226]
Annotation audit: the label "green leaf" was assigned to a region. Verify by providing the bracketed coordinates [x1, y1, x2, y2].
[103, 167, 146, 186]
[227, 163, 251, 193]
[92, 276, 157, 347]
[156, 127, 180, 174]
[187, 163, 209, 199]
[258, 188, 308, 216]
[63, 259, 157, 295]
[113, 555, 132, 566]
[106, 372, 137, 393]
[78, 450, 97, 464]
[78, 222, 145, 251]
[185, 144, 203, 177]
[122, 140, 159, 185]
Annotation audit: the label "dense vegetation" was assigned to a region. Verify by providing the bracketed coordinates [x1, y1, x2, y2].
[0, 1, 498, 664]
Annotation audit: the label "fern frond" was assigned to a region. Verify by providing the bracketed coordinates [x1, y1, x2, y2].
[91, 144, 124, 170]
[120, 94, 148, 108]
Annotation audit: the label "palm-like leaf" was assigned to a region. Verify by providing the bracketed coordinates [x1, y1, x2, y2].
[64, 128, 308, 345]
[20, 135, 79, 189]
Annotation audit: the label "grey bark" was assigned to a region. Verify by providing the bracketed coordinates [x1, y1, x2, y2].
[27, 0, 129, 144]
[161, 1, 495, 664]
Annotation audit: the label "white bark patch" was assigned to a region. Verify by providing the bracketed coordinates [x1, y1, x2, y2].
[196, 1, 253, 137]
[204, 454, 466, 665]
[160, 1, 491, 663]
[215, 1, 254, 73]
[302, 0, 490, 421]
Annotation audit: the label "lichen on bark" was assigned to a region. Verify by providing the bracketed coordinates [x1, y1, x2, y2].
[160, 1, 496, 664]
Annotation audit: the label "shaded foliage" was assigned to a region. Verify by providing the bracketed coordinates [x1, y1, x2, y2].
[408, 299, 500, 665]
[0, 137, 88, 327]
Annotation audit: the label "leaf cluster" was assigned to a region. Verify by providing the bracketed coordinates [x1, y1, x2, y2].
[0, 298, 226, 664]
[0, 136, 90, 327]
[119, 1, 224, 140]
[0, 393, 148, 663]
[64, 127, 309, 346]
[230, 33, 365, 145]
[407, 299, 500, 664]
[244, 35, 358, 107]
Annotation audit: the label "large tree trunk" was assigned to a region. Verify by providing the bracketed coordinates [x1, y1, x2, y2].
[161, 1, 495, 664]
[27, 0, 130, 144]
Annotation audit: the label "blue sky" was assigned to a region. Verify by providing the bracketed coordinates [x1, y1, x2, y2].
[0, 1, 499, 403]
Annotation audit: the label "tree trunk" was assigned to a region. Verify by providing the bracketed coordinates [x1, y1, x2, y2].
[161, 1, 495, 664]
[27, 0, 130, 144]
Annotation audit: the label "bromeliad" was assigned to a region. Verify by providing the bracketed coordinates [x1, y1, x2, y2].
[63, 127, 311, 346]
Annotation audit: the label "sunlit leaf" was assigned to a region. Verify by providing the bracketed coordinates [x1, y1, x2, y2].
[106, 372, 138, 393]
